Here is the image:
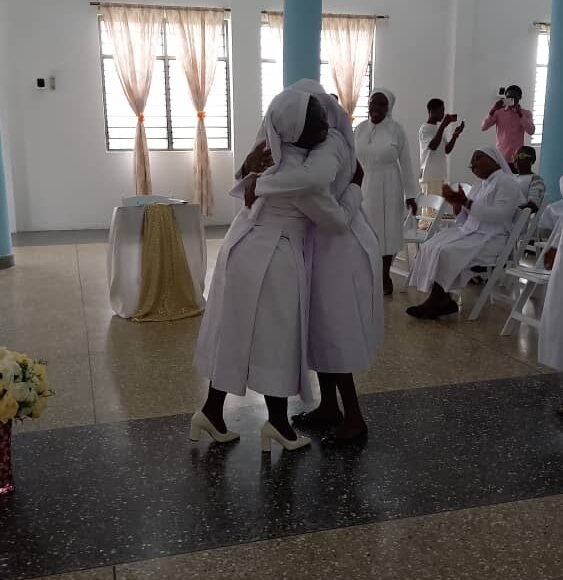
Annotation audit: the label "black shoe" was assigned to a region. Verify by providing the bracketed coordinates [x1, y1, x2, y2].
[292, 409, 343, 429]
[406, 304, 435, 319]
[321, 428, 368, 448]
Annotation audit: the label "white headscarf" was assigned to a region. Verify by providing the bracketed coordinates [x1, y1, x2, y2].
[290, 79, 355, 154]
[476, 146, 513, 175]
[369, 88, 396, 118]
[263, 88, 311, 173]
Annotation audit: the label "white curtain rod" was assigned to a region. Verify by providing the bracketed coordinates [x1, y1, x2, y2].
[89, 2, 228, 12]
[263, 10, 388, 20]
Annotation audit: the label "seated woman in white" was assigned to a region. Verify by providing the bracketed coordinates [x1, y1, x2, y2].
[243, 79, 384, 445]
[407, 146, 523, 319]
[192, 88, 363, 452]
[538, 218, 563, 415]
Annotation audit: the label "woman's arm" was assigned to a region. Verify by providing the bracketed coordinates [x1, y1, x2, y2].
[468, 181, 521, 225]
[293, 186, 363, 234]
[397, 125, 419, 200]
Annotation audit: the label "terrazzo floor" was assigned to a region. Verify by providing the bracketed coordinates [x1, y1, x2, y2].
[0, 230, 561, 580]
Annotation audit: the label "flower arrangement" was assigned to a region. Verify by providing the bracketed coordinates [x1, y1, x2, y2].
[0, 347, 51, 423]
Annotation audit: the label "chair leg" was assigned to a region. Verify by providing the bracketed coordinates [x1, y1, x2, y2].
[500, 282, 536, 336]
[468, 267, 503, 321]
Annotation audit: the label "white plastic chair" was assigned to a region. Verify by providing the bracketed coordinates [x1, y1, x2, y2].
[500, 225, 559, 336]
[467, 208, 532, 321]
[391, 193, 446, 288]
[518, 196, 550, 263]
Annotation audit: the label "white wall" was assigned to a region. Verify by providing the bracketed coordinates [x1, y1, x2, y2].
[448, 0, 552, 183]
[0, 0, 554, 231]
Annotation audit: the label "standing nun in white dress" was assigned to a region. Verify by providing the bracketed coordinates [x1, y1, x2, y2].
[355, 89, 419, 295]
[539, 219, 563, 381]
[246, 79, 384, 444]
[407, 146, 523, 319]
[192, 88, 363, 452]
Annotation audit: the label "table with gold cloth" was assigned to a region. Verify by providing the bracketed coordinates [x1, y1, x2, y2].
[108, 204, 207, 321]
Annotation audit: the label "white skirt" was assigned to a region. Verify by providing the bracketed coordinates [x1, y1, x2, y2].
[539, 240, 563, 370]
[409, 227, 506, 293]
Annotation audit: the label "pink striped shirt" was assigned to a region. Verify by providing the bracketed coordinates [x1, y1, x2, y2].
[481, 107, 535, 163]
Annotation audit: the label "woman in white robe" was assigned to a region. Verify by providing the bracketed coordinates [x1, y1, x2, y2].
[407, 146, 523, 319]
[192, 89, 363, 451]
[249, 79, 384, 444]
[539, 219, 563, 383]
[355, 88, 418, 295]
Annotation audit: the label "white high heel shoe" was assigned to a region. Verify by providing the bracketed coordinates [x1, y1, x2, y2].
[189, 411, 240, 443]
[261, 421, 311, 453]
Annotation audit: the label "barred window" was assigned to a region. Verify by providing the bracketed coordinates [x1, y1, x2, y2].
[99, 17, 231, 151]
[261, 17, 375, 127]
[532, 31, 550, 146]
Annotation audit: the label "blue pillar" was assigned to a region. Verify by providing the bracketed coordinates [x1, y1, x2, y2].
[283, 0, 322, 87]
[0, 132, 14, 269]
[540, 0, 563, 201]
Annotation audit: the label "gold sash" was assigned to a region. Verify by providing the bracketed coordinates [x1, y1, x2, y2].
[134, 204, 204, 322]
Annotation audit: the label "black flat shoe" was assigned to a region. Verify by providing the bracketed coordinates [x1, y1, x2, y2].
[406, 304, 435, 319]
[292, 409, 343, 429]
[321, 429, 368, 448]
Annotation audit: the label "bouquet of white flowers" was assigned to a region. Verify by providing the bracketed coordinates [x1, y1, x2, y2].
[0, 347, 51, 423]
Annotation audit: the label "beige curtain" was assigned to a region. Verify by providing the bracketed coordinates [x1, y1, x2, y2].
[266, 12, 284, 60]
[101, 5, 163, 195]
[168, 9, 225, 216]
[322, 16, 376, 120]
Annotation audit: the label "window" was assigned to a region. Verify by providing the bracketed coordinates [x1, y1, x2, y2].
[99, 17, 231, 151]
[260, 17, 375, 127]
[532, 31, 550, 146]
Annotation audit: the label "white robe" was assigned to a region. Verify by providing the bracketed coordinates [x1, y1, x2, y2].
[256, 129, 384, 373]
[355, 118, 418, 256]
[539, 220, 563, 370]
[194, 145, 363, 401]
[409, 169, 523, 293]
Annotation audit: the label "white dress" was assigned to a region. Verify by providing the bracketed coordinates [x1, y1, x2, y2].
[256, 130, 384, 373]
[409, 169, 523, 293]
[194, 145, 362, 401]
[355, 118, 418, 255]
[539, 220, 563, 370]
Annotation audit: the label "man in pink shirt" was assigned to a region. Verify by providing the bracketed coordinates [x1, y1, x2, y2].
[481, 85, 535, 167]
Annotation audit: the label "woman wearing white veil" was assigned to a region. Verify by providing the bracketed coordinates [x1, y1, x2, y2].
[191, 88, 363, 452]
[247, 79, 384, 444]
[355, 88, 419, 295]
[407, 146, 523, 319]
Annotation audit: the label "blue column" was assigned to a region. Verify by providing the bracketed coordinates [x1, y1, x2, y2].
[0, 132, 14, 269]
[283, 0, 322, 87]
[540, 0, 563, 202]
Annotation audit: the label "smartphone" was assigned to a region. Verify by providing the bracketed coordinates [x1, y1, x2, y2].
[451, 114, 458, 122]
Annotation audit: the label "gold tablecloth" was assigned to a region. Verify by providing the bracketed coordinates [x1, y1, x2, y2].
[134, 204, 203, 322]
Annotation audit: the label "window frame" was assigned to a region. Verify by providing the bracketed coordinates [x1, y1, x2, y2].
[98, 15, 232, 152]
[532, 29, 550, 146]
[260, 13, 376, 124]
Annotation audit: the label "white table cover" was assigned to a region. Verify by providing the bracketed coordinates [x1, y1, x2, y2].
[108, 204, 207, 318]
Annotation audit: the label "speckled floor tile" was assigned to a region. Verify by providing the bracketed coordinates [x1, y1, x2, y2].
[41, 568, 114, 580]
[16, 355, 95, 433]
[1, 374, 562, 579]
[115, 495, 563, 580]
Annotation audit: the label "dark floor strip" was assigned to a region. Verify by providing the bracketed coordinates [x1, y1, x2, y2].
[1, 374, 562, 580]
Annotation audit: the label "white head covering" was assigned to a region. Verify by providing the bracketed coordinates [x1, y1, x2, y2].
[476, 146, 512, 175]
[289, 79, 355, 154]
[369, 88, 396, 118]
[264, 87, 311, 172]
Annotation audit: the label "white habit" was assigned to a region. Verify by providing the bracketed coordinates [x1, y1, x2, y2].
[409, 147, 523, 293]
[355, 89, 418, 256]
[256, 79, 384, 373]
[539, 219, 563, 370]
[194, 89, 362, 401]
